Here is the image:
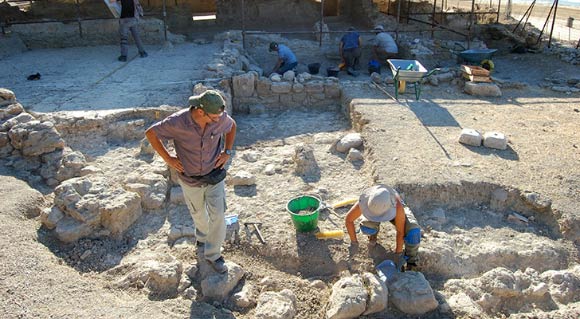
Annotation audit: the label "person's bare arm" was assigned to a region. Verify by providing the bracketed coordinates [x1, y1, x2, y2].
[145, 128, 184, 173]
[345, 202, 362, 242]
[394, 198, 406, 253]
[215, 118, 237, 168]
[271, 58, 283, 75]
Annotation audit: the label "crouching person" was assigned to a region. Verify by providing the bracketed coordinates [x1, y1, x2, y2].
[345, 184, 421, 271]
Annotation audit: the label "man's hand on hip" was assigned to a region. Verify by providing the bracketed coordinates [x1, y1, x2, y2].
[215, 152, 231, 168]
[165, 156, 184, 173]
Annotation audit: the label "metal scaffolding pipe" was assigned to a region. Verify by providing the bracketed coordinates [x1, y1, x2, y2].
[548, 0, 559, 47]
[242, 0, 246, 50]
[319, 0, 324, 47]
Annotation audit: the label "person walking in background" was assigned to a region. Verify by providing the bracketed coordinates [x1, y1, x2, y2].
[268, 42, 298, 75]
[372, 25, 398, 62]
[339, 27, 362, 76]
[145, 90, 237, 274]
[111, 0, 147, 62]
[345, 184, 422, 272]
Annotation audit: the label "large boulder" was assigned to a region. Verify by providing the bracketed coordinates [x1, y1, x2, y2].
[362, 272, 388, 315]
[336, 133, 363, 153]
[326, 275, 367, 319]
[200, 261, 245, 301]
[232, 72, 256, 97]
[124, 172, 168, 210]
[8, 120, 65, 156]
[254, 289, 297, 319]
[389, 271, 438, 315]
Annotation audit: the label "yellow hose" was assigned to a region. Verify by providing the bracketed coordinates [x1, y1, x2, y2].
[331, 198, 358, 209]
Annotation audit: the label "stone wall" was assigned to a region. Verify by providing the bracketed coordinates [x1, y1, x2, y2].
[216, 0, 320, 28]
[9, 18, 168, 49]
[231, 71, 342, 114]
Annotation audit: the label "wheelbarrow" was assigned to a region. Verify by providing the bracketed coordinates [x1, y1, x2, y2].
[387, 59, 438, 100]
[452, 43, 497, 70]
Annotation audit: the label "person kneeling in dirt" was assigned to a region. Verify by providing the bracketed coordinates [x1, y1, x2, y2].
[145, 90, 237, 274]
[339, 27, 362, 76]
[345, 185, 421, 272]
[268, 42, 298, 75]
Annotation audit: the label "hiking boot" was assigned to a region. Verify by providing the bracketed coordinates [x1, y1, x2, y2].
[206, 256, 227, 273]
[139, 51, 148, 58]
[118, 55, 127, 62]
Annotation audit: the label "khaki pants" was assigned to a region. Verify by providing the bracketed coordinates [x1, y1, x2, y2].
[178, 179, 226, 262]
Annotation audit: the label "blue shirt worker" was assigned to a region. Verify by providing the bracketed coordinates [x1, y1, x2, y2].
[345, 185, 422, 272]
[269, 42, 298, 75]
[145, 90, 237, 274]
[340, 27, 362, 75]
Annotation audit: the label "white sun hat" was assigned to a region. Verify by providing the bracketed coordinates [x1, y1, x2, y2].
[359, 185, 398, 222]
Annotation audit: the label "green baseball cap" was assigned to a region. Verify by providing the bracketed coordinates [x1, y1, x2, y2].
[188, 90, 225, 114]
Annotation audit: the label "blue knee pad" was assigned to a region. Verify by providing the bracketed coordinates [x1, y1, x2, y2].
[360, 225, 378, 236]
[404, 228, 421, 245]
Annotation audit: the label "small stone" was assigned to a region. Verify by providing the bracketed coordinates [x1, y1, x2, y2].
[459, 128, 482, 147]
[80, 250, 92, 260]
[264, 164, 276, 175]
[483, 132, 507, 150]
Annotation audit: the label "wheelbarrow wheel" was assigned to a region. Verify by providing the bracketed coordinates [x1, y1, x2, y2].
[481, 59, 494, 72]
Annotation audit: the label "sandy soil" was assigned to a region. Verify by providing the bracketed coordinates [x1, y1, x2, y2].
[1, 17, 579, 319]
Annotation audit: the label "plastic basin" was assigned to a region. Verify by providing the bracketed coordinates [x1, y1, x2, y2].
[286, 195, 321, 232]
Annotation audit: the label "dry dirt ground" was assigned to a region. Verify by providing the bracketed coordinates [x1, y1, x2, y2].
[1, 31, 580, 319]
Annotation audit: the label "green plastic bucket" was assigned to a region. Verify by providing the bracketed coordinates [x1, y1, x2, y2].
[286, 195, 321, 232]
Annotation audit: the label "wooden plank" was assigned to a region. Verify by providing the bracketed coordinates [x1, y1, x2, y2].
[461, 65, 490, 77]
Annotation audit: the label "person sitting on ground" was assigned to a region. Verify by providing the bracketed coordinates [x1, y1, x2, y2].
[372, 25, 398, 62]
[269, 42, 298, 75]
[340, 27, 362, 76]
[345, 184, 422, 271]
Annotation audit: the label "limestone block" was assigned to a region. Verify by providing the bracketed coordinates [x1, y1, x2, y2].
[282, 70, 295, 81]
[100, 190, 142, 236]
[304, 81, 324, 93]
[117, 254, 182, 297]
[324, 81, 341, 98]
[241, 151, 259, 162]
[522, 191, 552, 211]
[298, 72, 312, 81]
[40, 206, 64, 230]
[270, 82, 292, 94]
[124, 172, 168, 210]
[483, 132, 507, 150]
[55, 216, 94, 243]
[279, 94, 295, 107]
[447, 293, 484, 318]
[5, 103, 24, 116]
[347, 148, 364, 162]
[293, 144, 318, 176]
[292, 83, 304, 93]
[0, 88, 16, 104]
[435, 72, 455, 83]
[458, 128, 482, 146]
[464, 82, 502, 97]
[326, 275, 367, 319]
[232, 284, 257, 308]
[362, 272, 388, 315]
[257, 78, 272, 96]
[255, 289, 297, 319]
[336, 133, 363, 153]
[264, 164, 276, 175]
[540, 266, 580, 304]
[292, 93, 307, 104]
[232, 72, 256, 97]
[270, 74, 282, 82]
[200, 261, 245, 300]
[8, 120, 65, 156]
[227, 171, 256, 186]
[389, 272, 438, 315]
[106, 119, 146, 143]
[56, 151, 87, 181]
[310, 93, 326, 101]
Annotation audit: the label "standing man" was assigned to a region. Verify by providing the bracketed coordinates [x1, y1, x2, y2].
[269, 42, 298, 75]
[345, 185, 422, 272]
[111, 0, 148, 62]
[372, 25, 398, 62]
[145, 90, 237, 274]
[339, 27, 362, 76]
